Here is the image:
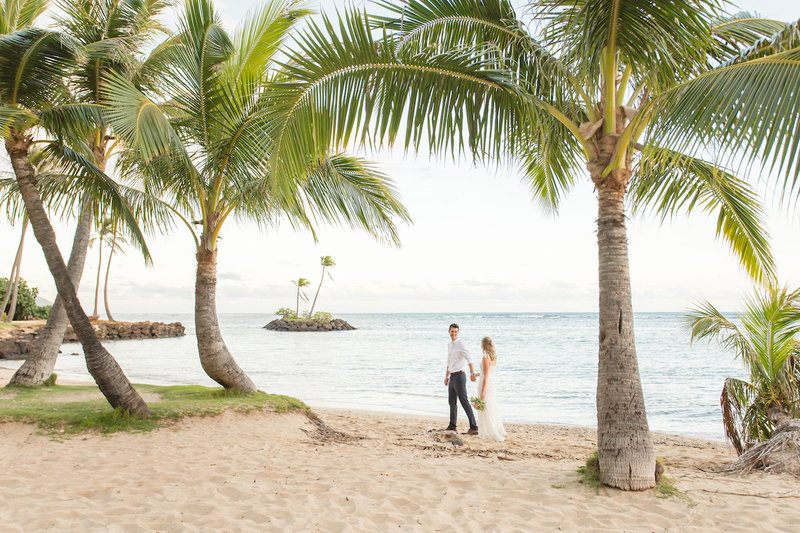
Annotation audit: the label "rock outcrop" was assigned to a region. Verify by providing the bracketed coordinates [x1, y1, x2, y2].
[263, 318, 356, 332]
[0, 321, 185, 359]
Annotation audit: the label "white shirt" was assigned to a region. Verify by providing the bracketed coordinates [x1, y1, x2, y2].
[447, 339, 473, 373]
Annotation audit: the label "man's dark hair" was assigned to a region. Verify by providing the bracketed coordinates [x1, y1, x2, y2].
[449, 323, 459, 331]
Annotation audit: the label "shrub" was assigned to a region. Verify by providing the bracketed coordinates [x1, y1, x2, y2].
[0, 277, 47, 320]
[312, 311, 333, 322]
[275, 307, 297, 320]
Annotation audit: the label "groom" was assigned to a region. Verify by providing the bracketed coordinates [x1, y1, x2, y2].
[444, 323, 478, 435]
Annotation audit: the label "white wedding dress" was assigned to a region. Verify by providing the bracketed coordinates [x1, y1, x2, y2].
[477, 358, 507, 442]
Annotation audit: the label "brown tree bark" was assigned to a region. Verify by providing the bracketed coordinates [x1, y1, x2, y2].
[6, 133, 150, 416]
[2, 219, 27, 321]
[589, 133, 656, 490]
[9, 199, 93, 386]
[103, 228, 117, 322]
[195, 242, 257, 392]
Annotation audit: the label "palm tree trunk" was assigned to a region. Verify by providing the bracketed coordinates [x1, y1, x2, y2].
[103, 229, 116, 322]
[9, 199, 93, 386]
[309, 267, 325, 317]
[594, 170, 655, 490]
[91, 236, 102, 320]
[6, 255, 22, 322]
[195, 245, 257, 392]
[6, 134, 150, 415]
[2, 218, 27, 321]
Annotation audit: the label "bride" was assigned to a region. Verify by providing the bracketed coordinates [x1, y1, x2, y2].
[476, 337, 507, 442]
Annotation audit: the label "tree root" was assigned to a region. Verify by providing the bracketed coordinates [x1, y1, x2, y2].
[714, 419, 800, 476]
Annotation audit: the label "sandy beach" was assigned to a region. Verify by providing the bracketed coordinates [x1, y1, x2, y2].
[1, 364, 798, 532]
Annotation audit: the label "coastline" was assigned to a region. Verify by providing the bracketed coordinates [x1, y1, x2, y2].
[2, 367, 800, 531]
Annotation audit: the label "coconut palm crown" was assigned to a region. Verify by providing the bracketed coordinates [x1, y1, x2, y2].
[104, 0, 412, 392]
[251, 0, 800, 488]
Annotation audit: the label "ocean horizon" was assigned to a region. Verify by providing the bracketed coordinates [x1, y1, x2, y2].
[48, 311, 743, 440]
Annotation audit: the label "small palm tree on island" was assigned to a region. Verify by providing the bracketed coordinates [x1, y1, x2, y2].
[308, 256, 335, 317]
[291, 277, 311, 318]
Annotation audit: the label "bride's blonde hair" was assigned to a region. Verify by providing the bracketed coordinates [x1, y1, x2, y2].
[481, 337, 497, 362]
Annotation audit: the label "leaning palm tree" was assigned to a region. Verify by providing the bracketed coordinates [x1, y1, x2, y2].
[260, 1, 800, 488]
[0, 27, 150, 415]
[8, 0, 172, 387]
[687, 286, 800, 455]
[105, 0, 410, 392]
[308, 255, 334, 317]
[291, 277, 311, 317]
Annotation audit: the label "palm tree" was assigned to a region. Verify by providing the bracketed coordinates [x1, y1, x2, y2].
[8, 0, 172, 387]
[104, 0, 411, 392]
[292, 277, 311, 317]
[0, 27, 150, 415]
[263, 1, 800, 488]
[88, 217, 114, 320]
[1, 215, 27, 321]
[308, 255, 335, 317]
[687, 286, 800, 455]
[103, 218, 127, 322]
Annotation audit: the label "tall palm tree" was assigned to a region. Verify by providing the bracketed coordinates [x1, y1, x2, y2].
[103, 218, 127, 321]
[1, 215, 27, 321]
[9, 0, 172, 387]
[308, 255, 334, 317]
[0, 27, 150, 415]
[687, 286, 800, 455]
[105, 0, 411, 392]
[260, 1, 800, 488]
[292, 277, 311, 317]
[89, 217, 114, 320]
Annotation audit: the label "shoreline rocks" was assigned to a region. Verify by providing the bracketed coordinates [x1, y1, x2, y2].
[0, 320, 185, 360]
[264, 318, 356, 332]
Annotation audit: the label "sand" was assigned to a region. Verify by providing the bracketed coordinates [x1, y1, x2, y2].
[1, 364, 799, 532]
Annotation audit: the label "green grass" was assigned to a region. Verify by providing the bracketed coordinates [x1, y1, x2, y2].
[0, 381, 308, 435]
[577, 451, 603, 492]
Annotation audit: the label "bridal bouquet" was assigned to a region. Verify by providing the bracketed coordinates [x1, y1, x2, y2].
[470, 397, 485, 411]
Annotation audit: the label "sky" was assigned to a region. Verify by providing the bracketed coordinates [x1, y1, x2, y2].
[1, 0, 798, 315]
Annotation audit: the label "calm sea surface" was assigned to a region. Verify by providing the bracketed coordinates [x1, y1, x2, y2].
[53, 312, 744, 439]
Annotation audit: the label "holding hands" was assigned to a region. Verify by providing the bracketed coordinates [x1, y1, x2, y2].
[470, 372, 479, 382]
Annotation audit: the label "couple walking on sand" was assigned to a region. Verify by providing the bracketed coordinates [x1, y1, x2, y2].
[444, 323, 506, 442]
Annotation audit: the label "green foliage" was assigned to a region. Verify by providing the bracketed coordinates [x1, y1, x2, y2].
[0, 277, 46, 320]
[275, 307, 298, 320]
[577, 451, 602, 492]
[686, 285, 800, 454]
[43, 373, 57, 387]
[0, 383, 309, 434]
[311, 311, 333, 322]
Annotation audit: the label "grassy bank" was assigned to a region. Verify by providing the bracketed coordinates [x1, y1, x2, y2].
[0, 380, 308, 434]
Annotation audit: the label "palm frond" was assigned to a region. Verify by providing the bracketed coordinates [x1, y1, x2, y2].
[268, 7, 518, 199]
[723, 16, 800, 65]
[101, 70, 182, 161]
[711, 12, 788, 50]
[645, 47, 800, 196]
[0, 28, 82, 109]
[630, 147, 775, 284]
[0, 0, 48, 34]
[721, 376, 758, 454]
[536, 0, 721, 90]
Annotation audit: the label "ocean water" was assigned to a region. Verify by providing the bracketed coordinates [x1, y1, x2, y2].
[53, 312, 744, 439]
